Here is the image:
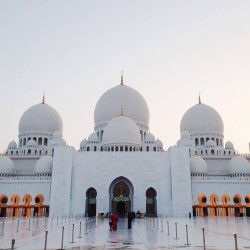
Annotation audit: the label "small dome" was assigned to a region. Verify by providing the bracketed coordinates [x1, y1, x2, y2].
[102, 115, 141, 146]
[0, 156, 15, 173]
[190, 155, 207, 173]
[180, 103, 224, 135]
[206, 140, 216, 147]
[53, 130, 62, 138]
[225, 141, 234, 149]
[228, 156, 250, 174]
[94, 85, 149, 127]
[156, 139, 163, 148]
[35, 155, 53, 173]
[181, 130, 190, 139]
[88, 133, 99, 142]
[145, 133, 155, 143]
[8, 141, 17, 149]
[19, 103, 63, 135]
[80, 139, 88, 148]
[27, 139, 37, 147]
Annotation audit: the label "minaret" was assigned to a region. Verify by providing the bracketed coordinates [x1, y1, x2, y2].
[120, 106, 124, 116]
[198, 92, 201, 104]
[42, 92, 45, 104]
[120, 71, 124, 85]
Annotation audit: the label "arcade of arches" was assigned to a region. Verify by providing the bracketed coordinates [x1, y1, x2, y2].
[0, 194, 48, 217]
[85, 179, 157, 217]
[193, 193, 250, 217]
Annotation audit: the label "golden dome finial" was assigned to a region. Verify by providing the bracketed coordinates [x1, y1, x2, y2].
[120, 106, 124, 116]
[198, 92, 201, 104]
[120, 71, 124, 85]
[42, 92, 45, 104]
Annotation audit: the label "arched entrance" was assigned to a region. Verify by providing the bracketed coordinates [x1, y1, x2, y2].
[86, 188, 97, 217]
[109, 177, 134, 215]
[146, 187, 157, 216]
[0, 194, 8, 217]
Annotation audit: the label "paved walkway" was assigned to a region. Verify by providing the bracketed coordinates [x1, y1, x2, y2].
[1, 216, 250, 249]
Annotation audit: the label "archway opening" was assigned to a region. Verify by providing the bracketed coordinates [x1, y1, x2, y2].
[0, 194, 8, 217]
[146, 187, 157, 217]
[86, 188, 97, 217]
[233, 194, 243, 217]
[245, 194, 250, 217]
[221, 194, 231, 217]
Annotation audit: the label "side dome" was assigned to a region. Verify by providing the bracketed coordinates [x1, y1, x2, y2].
[80, 139, 88, 148]
[19, 103, 63, 134]
[8, 141, 17, 149]
[180, 103, 224, 135]
[94, 85, 149, 127]
[88, 133, 98, 142]
[190, 155, 207, 173]
[225, 141, 234, 149]
[102, 115, 141, 147]
[206, 139, 216, 147]
[0, 156, 15, 173]
[228, 156, 250, 174]
[145, 132, 155, 143]
[27, 139, 37, 147]
[35, 155, 53, 173]
[156, 139, 163, 148]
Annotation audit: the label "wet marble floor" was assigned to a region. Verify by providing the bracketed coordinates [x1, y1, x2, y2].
[1, 216, 250, 249]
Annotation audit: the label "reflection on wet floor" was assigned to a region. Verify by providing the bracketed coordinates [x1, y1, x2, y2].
[1, 217, 250, 249]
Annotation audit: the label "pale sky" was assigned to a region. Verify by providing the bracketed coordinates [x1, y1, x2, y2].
[1, 1, 250, 153]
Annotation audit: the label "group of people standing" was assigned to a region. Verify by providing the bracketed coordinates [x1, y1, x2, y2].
[109, 211, 135, 231]
[109, 212, 119, 231]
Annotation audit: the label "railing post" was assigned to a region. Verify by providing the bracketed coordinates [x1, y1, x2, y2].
[44, 231, 48, 250]
[60, 227, 65, 250]
[78, 221, 83, 238]
[185, 225, 191, 246]
[161, 219, 163, 232]
[167, 220, 170, 235]
[234, 234, 238, 250]
[70, 224, 75, 243]
[202, 228, 206, 250]
[174, 222, 179, 239]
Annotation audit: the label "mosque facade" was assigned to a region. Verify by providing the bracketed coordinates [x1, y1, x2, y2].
[1, 77, 250, 218]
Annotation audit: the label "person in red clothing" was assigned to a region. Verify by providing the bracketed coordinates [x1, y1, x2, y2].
[112, 212, 119, 231]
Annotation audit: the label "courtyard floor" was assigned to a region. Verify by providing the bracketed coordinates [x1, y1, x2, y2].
[1, 216, 250, 249]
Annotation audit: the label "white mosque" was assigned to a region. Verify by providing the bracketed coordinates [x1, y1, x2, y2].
[1, 75, 250, 218]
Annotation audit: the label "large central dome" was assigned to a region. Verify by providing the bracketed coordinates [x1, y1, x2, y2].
[180, 103, 224, 135]
[94, 84, 150, 127]
[19, 103, 63, 135]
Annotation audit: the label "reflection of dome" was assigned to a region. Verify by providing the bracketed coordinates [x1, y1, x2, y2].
[27, 139, 37, 147]
[181, 130, 190, 139]
[180, 103, 224, 135]
[145, 133, 155, 143]
[206, 140, 216, 147]
[35, 155, 53, 173]
[225, 141, 234, 149]
[8, 141, 17, 149]
[88, 133, 98, 143]
[228, 156, 250, 174]
[94, 85, 149, 127]
[0, 156, 15, 173]
[190, 155, 207, 173]
[19, 103, 63, 134]
[102, 115, 141, 146]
